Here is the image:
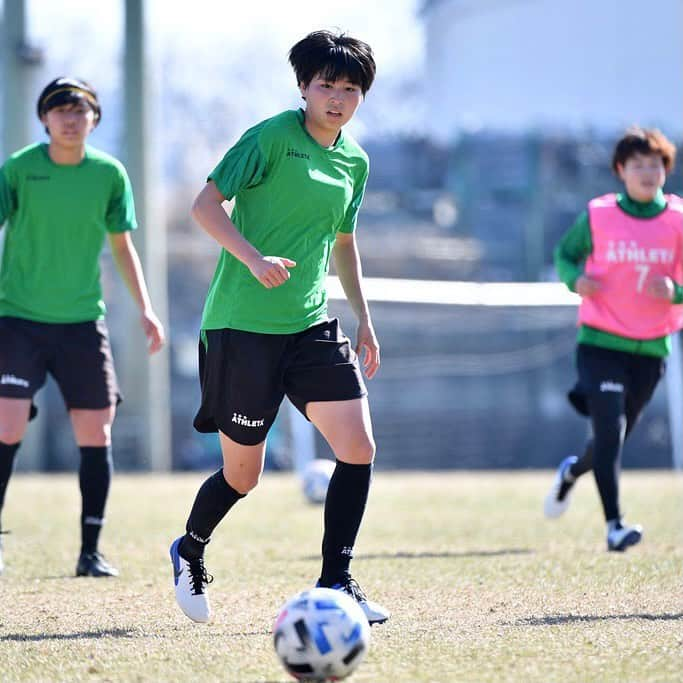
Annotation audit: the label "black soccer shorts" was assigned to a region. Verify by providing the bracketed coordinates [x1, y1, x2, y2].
[193, 318, 367, 445]
[0, 316, 121, 419]
[567, 343, 664, 418]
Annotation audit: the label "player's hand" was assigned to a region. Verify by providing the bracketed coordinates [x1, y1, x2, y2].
[648, 275, 675, 301]
[248, 256, 296, 288]
[141, 309, 165, 354]
[575, 275, 601, 297]
[355, 318, 380, 380]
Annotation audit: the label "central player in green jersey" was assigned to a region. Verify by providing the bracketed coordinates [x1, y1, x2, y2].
[170, 30, 389, 625]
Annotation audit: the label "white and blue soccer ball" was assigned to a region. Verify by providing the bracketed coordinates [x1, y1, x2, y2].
[301, 458, 335, 504]
[273, 587, 371, 682]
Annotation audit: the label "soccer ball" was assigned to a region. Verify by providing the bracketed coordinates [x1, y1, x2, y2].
[301, 458, 335, 504]
[273, 587, 371, 682]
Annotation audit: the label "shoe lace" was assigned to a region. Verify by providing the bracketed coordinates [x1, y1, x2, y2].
[187, 557, 213, 596]
[90, 552, 113, 566]
[341, 577, 367, 603]
[78, 551, 105, 565]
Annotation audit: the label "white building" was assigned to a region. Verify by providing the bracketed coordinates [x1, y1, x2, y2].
[422, 0, 683, 140]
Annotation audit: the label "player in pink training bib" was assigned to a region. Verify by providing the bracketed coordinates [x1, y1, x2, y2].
[544, 127, 682, 552]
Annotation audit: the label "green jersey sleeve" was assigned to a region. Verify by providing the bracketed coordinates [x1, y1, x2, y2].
[338, 161, 369, 234]
[0, 164, 16, 227]
[105, 163, 137, 233]
[208, 125, 268, 201]
[554, 210, 593, 292]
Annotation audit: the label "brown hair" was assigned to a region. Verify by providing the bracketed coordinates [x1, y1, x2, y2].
[611, 126, 676, 174]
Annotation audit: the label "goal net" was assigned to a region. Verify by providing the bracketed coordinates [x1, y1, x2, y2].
[285, 277, 682, 471]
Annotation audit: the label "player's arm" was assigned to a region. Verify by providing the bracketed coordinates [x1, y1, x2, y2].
[647, 206, 683, 303]
[191, 181, 295, 289]
[0, 165, 16, 231]
[554, 211, 600, 296]
[108, 231, 165, 354]
[333, 231, 379, 379]
[648, 257, 683, 302]
[648, 276, 681, 302]
[672, 283, 683, 303]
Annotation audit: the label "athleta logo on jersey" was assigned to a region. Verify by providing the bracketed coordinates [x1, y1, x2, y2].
[26, 174, 50, 181]
[0, 373, 29, 388]
[605, 240, 674, 265]
[232, 412, 265, 428]
[286, 148, 310, 160]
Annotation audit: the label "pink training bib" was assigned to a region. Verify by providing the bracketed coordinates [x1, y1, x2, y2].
[578, 193, 683, 339]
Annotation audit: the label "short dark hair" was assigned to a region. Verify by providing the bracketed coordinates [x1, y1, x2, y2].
[37, 77, 101, 127]
[288, 30, 376, 95]
[612, 126, 676, 174]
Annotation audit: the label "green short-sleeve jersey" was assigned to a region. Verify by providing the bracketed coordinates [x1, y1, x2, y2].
[0, 142, 137, 323]
[202, 109, 369, 334]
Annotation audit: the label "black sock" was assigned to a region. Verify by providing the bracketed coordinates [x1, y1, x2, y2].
[79, 445, 113, 554]
[570, 440, 593, 479]
[0, 441, 21, 531]
[179, 469, 245, 561]
[589, 402, 625, 522]
[319, 460, 372, 586]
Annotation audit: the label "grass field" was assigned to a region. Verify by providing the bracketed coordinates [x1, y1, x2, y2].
[0, 470, 681, 683]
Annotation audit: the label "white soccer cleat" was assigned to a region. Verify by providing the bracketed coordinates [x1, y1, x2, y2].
[169, 537, 212, 623]
[319, 577, 390, 625]
[544, 455, 578, 519]
[607, 523, 643, 552]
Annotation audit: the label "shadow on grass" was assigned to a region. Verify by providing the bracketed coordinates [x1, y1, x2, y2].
[0, 628, 136, 642]
[514, 612, 683, 626]
[26, 575, 124, 581]
[2, 626, 277, 642]
[33, 575, 85, 581]
[217, 630, 272, 638]
[300, 548, 533, 561]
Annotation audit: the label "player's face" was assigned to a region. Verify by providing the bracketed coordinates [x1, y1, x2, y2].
[41, 102, 97, 149]
[300, 75, 363, 146]
[617, 152, 666, 203]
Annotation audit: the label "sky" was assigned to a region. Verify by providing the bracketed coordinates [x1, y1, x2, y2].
[5, 0, 426, 189]
[23, 0, 424, 84]
[19, 0, 425, 132]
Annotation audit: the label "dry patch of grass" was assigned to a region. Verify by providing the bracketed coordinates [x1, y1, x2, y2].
[0, 471, 681, 682]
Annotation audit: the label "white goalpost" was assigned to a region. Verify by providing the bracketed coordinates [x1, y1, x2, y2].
[665, 334, 683, 469]
[289, 276, 683, 471]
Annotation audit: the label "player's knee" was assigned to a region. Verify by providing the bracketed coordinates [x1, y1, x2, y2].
[228, 470, 261, 494]
[71, 408, 114, 447]
[0, 408, 29, 443]
[0, 422, 26, 445]
[81, 425, 111, 447]
[351, 435, 375, 464]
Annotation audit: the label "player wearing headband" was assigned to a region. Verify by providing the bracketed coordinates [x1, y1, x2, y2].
[0, 77, 165, 577]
